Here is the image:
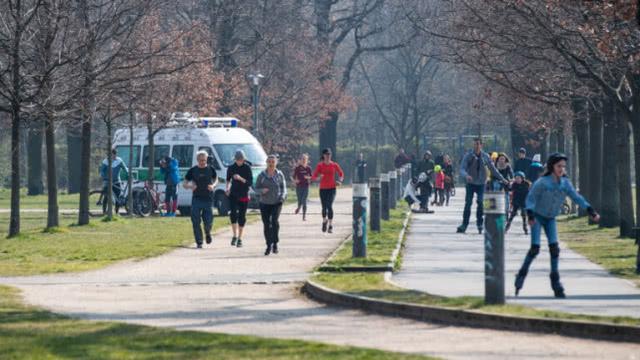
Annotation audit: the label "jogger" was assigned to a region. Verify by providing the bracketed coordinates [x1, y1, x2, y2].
[312, 148, 344, 234]
[184, 150, 217, 248]
[293, 154, 312, 221]
[515, 153, 600, 298]
[226, 150, 253, 248]
[256, 155, 287, 256]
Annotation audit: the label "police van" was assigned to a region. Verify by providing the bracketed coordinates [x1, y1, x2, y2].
[112, 116, 267, 216]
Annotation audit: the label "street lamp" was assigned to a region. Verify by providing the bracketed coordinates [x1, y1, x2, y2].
[247, 72, 264, 139]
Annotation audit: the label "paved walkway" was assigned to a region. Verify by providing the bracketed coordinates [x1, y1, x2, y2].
[394, 188, 640, 318]
[2, 189, 639, 360]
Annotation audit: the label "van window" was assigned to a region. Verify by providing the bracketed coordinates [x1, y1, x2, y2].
[142, 145, 170, 167]
[172, 145, 193, 168]
[214, 144, 267, 167]
[115, 145, 140, 168]
[199, 146, 220, 170]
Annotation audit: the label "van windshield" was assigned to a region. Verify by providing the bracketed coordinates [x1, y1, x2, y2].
[214, 143, 267, 167]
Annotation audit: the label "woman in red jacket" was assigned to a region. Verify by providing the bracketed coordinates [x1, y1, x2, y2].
[312, 148, 344, 233]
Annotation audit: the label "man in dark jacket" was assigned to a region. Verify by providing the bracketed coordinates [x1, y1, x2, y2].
[513, 148, 532, 174]
[394, 148, 411, 169]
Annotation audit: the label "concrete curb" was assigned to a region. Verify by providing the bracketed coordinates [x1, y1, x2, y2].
[317, 211, 411, 273]
[303, 279, 640, 344]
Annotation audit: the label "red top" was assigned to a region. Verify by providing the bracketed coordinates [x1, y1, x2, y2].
[435, 172, 445, 189]
[312, 161, 344, 190]
[293, 165, 313, 188]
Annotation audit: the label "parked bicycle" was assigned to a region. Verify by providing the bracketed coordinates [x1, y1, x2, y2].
[133, 181, 166, 217]
[89, 181, 130, 217]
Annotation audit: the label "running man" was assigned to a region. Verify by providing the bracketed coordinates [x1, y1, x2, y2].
[183, 150, 217, 248]
[293, 153, 312, 221]
[312, 148, 344, 234]
[226, 150, 253, 248]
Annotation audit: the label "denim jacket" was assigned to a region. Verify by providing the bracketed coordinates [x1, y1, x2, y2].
[526, 175, 590, 219]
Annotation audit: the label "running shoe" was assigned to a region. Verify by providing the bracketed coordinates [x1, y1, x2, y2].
[236, 239, 243, 248]
[205, 234, 212, 244]
[322, 221, 327, 233]
[231, 237, 237, 246]
[328, 225, 333, 234]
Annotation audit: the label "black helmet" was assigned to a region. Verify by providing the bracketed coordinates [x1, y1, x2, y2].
[545, 153, 568, 175]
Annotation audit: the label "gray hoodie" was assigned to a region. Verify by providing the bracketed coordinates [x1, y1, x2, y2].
[255, 169, 287, 205]
[459, 150, 505, 186]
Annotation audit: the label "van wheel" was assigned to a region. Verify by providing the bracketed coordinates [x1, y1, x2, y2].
[215, 192, 229, 216]
[178, 206, 191, 216]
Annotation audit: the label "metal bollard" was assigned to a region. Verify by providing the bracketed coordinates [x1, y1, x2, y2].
[380, 173, 390, 221]
[352, 182, 368, 258]
[484, 192, 506, 305]
[634, 227, 640, 274]
[355, 158, 367, 184]
[389, 171, 397, 209]
[369, 177, 381, 232]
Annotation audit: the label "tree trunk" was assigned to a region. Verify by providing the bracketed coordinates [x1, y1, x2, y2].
[66, 124, 82, 193]
[599, 99, 620, 228]
[9, 107, 21, 237]
[127, 111, 135, 215]
[147, 123, 155, 186]
[588, 100, 603, 216]
[45, 114, 59, 228]
[106, 111, 113, 220]
[617, 112, 634, 237]
[319, 112, 338, 160]
[78, 114, 92, 225]
[27, 118, 44, 195]
[573, 98, 590, 216]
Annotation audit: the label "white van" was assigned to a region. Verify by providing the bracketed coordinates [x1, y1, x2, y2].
[112, 117, 267, 215]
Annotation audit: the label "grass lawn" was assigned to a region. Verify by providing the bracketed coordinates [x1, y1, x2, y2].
[558, 216, 640, 287]
[322, 205, 408, 269]
[0, 285, 436, 360]
[0, 212, 257, 277]
[311, 272, 640, 327]
[0, 188, 79, 210]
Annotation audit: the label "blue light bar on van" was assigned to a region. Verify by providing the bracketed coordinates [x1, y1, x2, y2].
[230, 119, 237, 127]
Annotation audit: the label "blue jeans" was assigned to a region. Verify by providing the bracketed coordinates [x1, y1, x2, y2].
[191, 197, 213, 245]
[462, 184, 485, 229]
[531, 215, 558, 246]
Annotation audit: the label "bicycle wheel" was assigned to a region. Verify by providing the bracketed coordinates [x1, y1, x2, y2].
[135, 189, 153, 217]
[89, 190, 105, 217]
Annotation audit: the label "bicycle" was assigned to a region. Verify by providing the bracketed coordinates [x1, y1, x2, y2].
[89, 181, 130, 217]
[133, 181, 166, 217]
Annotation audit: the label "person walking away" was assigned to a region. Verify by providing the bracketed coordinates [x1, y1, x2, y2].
[417, 151, 435, 178]
[528, 154, 544, 183]
[443, 154, 455, 205]
[515, 153, 600, 298]
[312, 148, 344, 234]
[184, 150, 218, 248]
[256, 155, 287, 256]
[394, 148, 411, 169]
[159, 156, 180, 217]
[226, 150, 253, 248]
[434, 165, 446, 206]
[457, 138, 508, 234]
[495, 153, 514, 214]
[514, 147, 532, 174]
[293, 154, 312, 221]
[99, 149, 129, 212]
[505, 171, 530, 234]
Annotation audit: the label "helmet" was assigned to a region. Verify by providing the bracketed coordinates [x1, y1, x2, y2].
[532, 154, 541, 163]
[434, 165, 442, 172]
[547, 152, 568, 166]
[514, 171, 526, 178]
[418, 172, 428, 182]
[491, 152, 498, 161]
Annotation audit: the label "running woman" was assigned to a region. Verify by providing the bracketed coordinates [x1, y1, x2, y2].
[312, 148, 344, 234]
[255, 155, 287, 256]
[515, 153, 600, 298]
[292, 154, 312, 221]
[226, 150, 253, 248]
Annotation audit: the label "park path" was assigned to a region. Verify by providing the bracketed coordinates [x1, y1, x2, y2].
[393, 188, 640, 318]
[1, 189, 639, 360]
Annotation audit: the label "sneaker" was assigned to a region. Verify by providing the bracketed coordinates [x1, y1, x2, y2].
[264, 245, 271, 256]
[236, 239, 243, 248]
[322, 221, 327, 233]
[196, 243, 203, 249]
[504, 223, 511, 233]
[524, 228, 529, 235]
[303, 215, 306, 221]
[295, 207, 300, 215]
[478, 228, 483, 234]
[456, 225, 467, 233]
[272, 244, 278, 254]
[205, 234, 212, 244]
[328, 225, 333, 234]
[231, 237, 237, 246]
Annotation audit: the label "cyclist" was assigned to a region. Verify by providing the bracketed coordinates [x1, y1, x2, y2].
[226, 150, 253, 248]
[312, 148, 344, 234]
[159, 156, 180, 217]
[184, 150, 218, 249]
[99, 149, 128, 210]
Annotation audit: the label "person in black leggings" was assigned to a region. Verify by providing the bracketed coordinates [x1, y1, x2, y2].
[255, 155, 287, 255]
[312, 148, 344, 233]
[226, 150, 253, 248]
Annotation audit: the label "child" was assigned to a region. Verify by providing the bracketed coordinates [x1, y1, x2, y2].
[505, 171, 529, 234]
[416, 172, 433, 213]
[403, 176, 421, 211]
[434, 165, 445, 206]
[515, 153, 600, 298]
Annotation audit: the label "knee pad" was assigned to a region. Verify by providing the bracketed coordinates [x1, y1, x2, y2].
[549, 243, 560, 258]
[527, 245, 540, 258]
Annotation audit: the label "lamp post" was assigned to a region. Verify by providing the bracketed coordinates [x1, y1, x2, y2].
[247, 72, 264, 138]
